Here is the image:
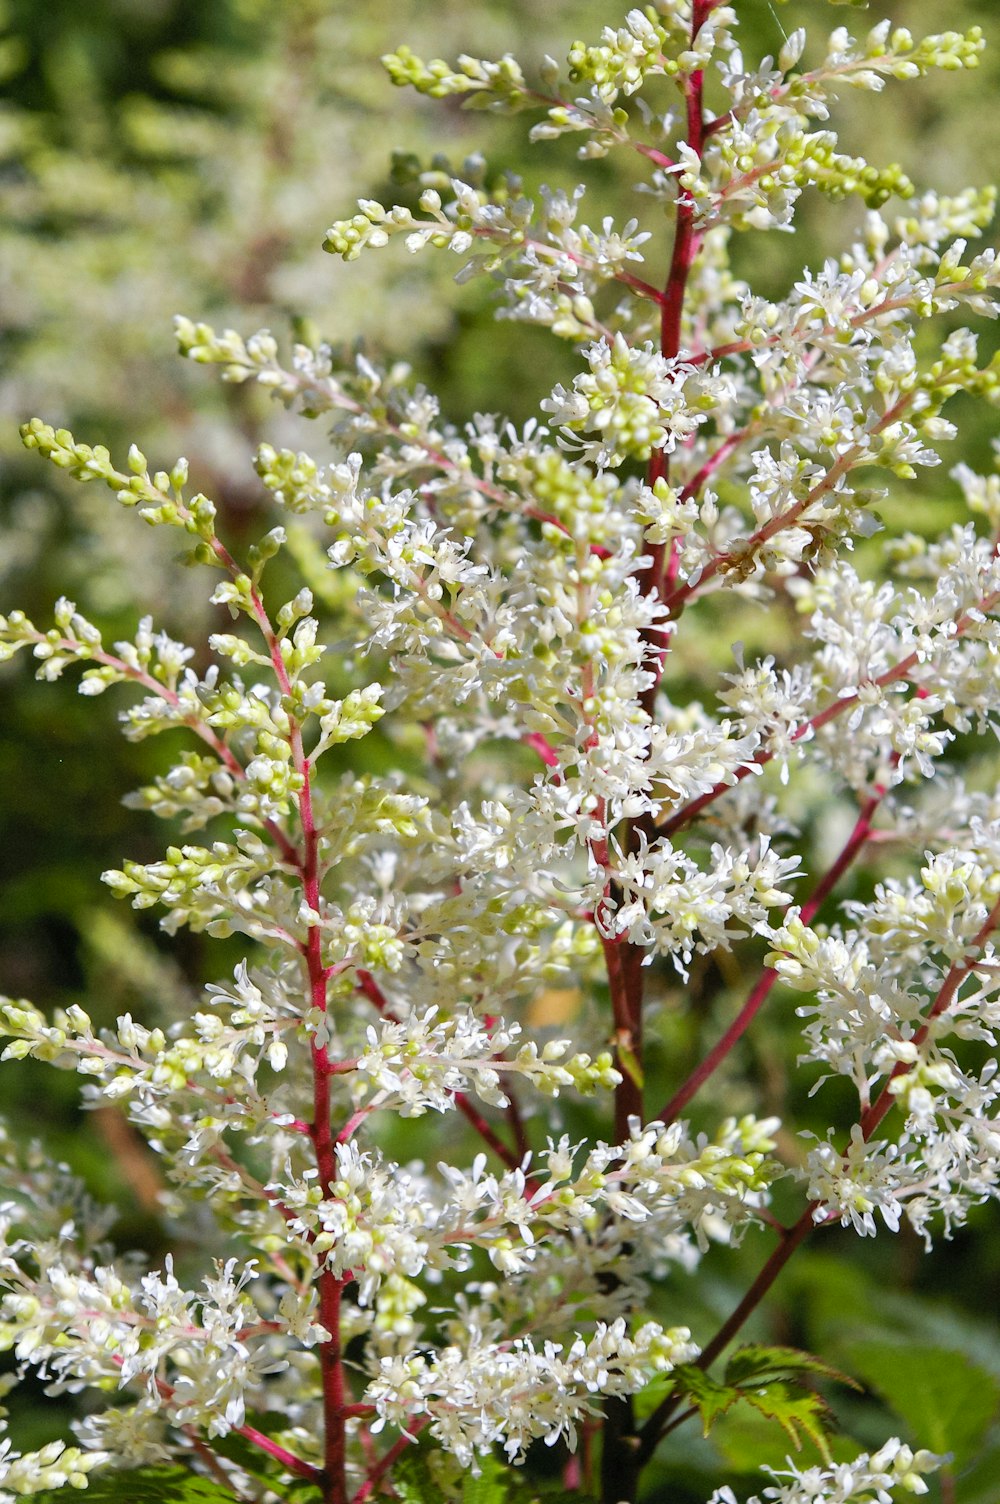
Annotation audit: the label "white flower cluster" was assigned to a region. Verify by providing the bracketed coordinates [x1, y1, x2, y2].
[368, 1317, 699, 1465]
[767, 818, 1000, 1243]
[708, 1437, 941, 1504]
[276, 1115, 780, 1302]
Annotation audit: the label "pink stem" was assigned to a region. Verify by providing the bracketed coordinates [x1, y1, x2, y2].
[350, 1419, 430, 1504]
[635, 2, 712, 714]
[608, 2, 711, 1140]
[242, 579, 348, 1504]
[505, 1089, 532, 1163]
[522, 730, 561, 768]
[662, 395, 911, 619]
[456, 1093, 524, 1172]
[600, 15, 712, 1501]
[238, 1424, 326, 1484]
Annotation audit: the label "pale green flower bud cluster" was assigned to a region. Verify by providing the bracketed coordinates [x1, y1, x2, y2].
[0, 1436, 109, 1498]
[381, 45, 530, 107]
[566, 9, 689, 100]
[20, 418, 213, 536]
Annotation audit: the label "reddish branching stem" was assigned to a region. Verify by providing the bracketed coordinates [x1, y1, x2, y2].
[599, 15, 714, 1501]
[350, 1420, 430, 1504]
[246, 582, 349, 1504]
[659, 600, 1000, 841]
[636, 1206, 817, 1461]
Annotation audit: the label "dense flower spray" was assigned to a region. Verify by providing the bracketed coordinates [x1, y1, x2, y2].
[1, 2, 998, 1501]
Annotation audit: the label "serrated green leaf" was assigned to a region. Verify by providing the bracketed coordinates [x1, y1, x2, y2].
[710, 1406, 864, 1476]
[670, 1365, 743, 1433]
[32, 1468, 236, 1504]
[725, 1344, 858, 1392]
[667, 1358, 840, 1459]
[842, 1341, 1000, 1463]
[739, 1381, 836, 1462]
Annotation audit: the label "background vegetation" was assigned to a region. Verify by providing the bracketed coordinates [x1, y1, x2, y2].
[2, 1, 1000, 1498]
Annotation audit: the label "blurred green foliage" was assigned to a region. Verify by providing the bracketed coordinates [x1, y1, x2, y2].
[2, 1, 1000, 1498]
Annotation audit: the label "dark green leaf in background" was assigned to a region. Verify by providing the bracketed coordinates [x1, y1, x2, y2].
[841, 1340, 1000, 1464]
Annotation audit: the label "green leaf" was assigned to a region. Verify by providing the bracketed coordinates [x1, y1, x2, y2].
[664, 1354, 842, 1461]
[725, 1344, 858, 1392]
[841, 1340, 1000, 1463]
[949, 1427, 1000, 1504]
[32, 1469, 237, 1503]
[280, 1480, 323, 1503]
[738, 1381, 836, 1462]
[389, 1447, 581, 1504]
[633, 1370, 676, 1422]
[462, 1453, 510, 1504]
[392, 1450, 442, 1504]
[670, 1365, 743, 1433]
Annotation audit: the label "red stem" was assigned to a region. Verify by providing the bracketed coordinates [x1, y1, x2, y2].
[636, 16, 707, 637]
[678, 428, 745, 506]
[522, 729, 561, 768]
[456, 1093, 524, 1172]
[247, 583, 348, 1504]
[662, 395, 911, 620]
[602, 933, 646, 1139]
[349, 1419, 430, 1504]
[617, 3, 709, 1116]
[636, 1205, 816, 1461]
[599, 17, 712, 1502]
[608, 0, 712, 1119]
[505, 1089, 532, 1163]
[237, 1424, 325, 1484]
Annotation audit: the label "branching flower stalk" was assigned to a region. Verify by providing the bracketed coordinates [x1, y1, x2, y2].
[2, 3, 1000, 1503]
